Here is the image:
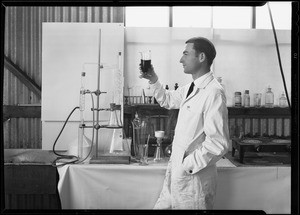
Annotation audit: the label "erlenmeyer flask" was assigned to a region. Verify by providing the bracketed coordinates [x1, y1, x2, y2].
[108, 103, 122, 127]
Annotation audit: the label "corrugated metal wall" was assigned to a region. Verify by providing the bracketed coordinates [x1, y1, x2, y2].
[5, 193, 60, 209]
[5, 164, 61, 209]
[3, 6, 124, 149]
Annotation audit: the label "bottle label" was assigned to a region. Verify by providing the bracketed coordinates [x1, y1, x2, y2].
[235, 96, 242, 106]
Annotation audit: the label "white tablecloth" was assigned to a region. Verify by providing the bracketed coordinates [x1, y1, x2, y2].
[57, 158, 290, 214]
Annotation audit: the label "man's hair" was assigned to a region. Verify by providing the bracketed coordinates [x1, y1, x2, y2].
[185, 37, 216, 67]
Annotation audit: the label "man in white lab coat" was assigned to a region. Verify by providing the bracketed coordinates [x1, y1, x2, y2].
[140, 37, 230, 209]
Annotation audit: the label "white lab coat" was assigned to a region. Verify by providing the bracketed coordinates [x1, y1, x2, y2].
[151, 72, 230, 209]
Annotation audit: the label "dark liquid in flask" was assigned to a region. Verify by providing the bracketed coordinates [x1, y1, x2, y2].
[141, 60, 151, 73]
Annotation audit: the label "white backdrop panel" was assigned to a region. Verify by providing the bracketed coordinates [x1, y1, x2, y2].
[42, 23, 124, 150]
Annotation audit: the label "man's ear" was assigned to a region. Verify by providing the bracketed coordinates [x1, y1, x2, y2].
[198, 52, 206, 63]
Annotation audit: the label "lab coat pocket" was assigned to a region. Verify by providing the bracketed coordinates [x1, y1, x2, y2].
[171, 149, 190, 179]
[171, 150, 195, 209]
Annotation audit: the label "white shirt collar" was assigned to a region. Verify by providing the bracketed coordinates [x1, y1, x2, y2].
[193, 71, 213, 89]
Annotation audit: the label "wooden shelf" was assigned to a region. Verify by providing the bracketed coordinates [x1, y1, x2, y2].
[228, 107, 291, 117]
[124, 105, 291, 118]
[122, 105, 292, 138]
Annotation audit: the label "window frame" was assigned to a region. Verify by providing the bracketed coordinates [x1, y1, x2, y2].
[124, 5, 291, 30]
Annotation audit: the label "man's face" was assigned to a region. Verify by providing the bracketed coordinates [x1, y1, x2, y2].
[179, 43, 202, 74]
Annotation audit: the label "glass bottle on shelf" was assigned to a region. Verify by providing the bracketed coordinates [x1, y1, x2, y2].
[265, 86, 274, 108]
[244, 90, 250, 107]
[234, 92, 242, 107]
[279, 92, 288, 107]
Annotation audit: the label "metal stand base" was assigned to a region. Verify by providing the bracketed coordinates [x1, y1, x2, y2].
[89, 154, 130, 164]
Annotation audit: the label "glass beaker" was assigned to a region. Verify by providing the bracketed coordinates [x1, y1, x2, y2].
[132, 114, 149, 165]
[139, 134, 149, 166]
[254, 93, 262, 107]
[140, 50, 151, 73]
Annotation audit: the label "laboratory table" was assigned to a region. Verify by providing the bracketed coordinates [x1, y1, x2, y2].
[232, 138, 291, 163]
[57, 158, 290, 214]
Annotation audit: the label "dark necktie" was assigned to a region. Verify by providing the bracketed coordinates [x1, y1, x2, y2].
[186, 82, 194, 98]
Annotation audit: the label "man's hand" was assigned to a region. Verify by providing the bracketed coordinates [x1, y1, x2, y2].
[139, 64, 158, 84]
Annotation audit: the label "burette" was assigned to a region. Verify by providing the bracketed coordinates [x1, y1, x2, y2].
[78, 71, 88, 159]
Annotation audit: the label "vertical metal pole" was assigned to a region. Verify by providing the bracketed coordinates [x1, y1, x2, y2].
[251, 6, 256, 29]
[118, 52, 123, 124]
[95, 29, 101, 158]
[169, 7, 173, 27]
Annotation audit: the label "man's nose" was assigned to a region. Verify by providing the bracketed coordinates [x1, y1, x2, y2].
[179, 56, 183, 63]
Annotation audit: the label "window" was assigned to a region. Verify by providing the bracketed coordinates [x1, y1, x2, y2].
[125, 4, 292, 30]
[212, 7, 252, 29]
[173, 6, 212, 28]
[256, 2, 291, 30]
[125, 7, 169, 27]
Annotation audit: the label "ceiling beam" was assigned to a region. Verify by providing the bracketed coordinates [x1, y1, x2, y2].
[4, 55, 41, 100]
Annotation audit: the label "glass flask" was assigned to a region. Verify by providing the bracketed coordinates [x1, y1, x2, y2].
[108, 103, 122, 127]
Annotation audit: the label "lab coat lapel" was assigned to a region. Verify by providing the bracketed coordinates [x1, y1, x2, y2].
[183, 73, 214, 104]
[185, 87, 199, 102]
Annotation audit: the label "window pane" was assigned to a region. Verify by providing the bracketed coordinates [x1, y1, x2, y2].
[213, 7, 252, 29]
[125, 7, 169, 27]
[173, 6, 212, 28]
[256, 2, 291, 30]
